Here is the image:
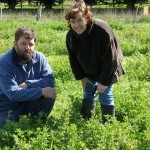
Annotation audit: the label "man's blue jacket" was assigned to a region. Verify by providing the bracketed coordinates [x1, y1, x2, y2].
[0, 48, 55, 117]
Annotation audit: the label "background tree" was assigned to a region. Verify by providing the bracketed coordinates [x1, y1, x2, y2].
[0, 0, 19, 10]
[0, 0, 149, 10]
[0, 0, 27, 10]
[84, 0, 96, 5]
[39, 0, 56, 10]
[95, 0, 150, 10]
[28, 0, 32, 4]
[121, 0, 149, 10]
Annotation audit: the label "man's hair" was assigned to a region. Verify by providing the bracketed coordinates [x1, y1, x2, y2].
[15, 26, 37, 42]
[65, 0, 93, 25]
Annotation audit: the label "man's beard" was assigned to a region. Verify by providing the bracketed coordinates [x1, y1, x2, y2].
[20, 52, 32, 62]
[15, 46, 33, 63]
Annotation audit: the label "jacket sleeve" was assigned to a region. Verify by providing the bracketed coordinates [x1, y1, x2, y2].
[66, 31, 86, 80]
[98, 32, 118, 86]
[94, 19, 121, 85]
[0, 60, 42, 102]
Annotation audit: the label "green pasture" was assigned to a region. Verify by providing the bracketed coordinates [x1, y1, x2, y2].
[0, 12, 150, 150]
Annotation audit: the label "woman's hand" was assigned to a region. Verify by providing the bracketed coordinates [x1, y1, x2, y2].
[81, 77, 92, 90]
[97, 83, 107, 93]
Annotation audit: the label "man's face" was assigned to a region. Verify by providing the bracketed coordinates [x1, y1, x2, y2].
[14, 36, 35, 63]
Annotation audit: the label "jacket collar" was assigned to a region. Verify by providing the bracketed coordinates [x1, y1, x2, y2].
[12, 47, 38, 65]
[71, 21, 94, 38]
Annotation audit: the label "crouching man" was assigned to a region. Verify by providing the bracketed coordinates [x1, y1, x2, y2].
[0, 26, 56, 128]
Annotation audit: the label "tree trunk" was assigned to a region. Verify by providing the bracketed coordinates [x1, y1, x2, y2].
[42, 0, 55, 10]
[28, 0, 32, 4]
[7, 0, 18, 10]
[126, 0, 137, 11]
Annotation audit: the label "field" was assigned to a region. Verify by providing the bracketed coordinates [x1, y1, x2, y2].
[0, 11, 150, 150]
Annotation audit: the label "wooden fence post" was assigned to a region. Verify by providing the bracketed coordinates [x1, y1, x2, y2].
[0, 7, 2, 21]
[143, 5, 149, 15]
[36, 5, 42, 21]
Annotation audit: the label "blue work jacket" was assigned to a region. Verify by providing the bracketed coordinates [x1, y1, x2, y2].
[0, 48, 55, 108]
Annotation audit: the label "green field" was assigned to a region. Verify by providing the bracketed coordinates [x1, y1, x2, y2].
[0, 11, 150, 150]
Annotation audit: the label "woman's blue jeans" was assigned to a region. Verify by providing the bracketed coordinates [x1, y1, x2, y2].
[83, 81, 114, 106]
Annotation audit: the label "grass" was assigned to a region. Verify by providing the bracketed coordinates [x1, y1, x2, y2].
[0, 11, 150, 149]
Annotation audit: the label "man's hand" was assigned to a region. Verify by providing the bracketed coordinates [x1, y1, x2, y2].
[97, 83, 107, 93]
[19, 83, 27, 89]
[42, 87, 56, 99]
[81, 77, 92, 90]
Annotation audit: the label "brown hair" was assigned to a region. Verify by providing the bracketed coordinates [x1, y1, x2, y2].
[65, 0, 93, 25]
[15, 26, 37, 42]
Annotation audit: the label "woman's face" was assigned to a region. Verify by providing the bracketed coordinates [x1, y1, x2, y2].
[70, 12, 88, 35]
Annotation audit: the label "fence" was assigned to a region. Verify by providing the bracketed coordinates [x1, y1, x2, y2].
[0, 7, 2, 21]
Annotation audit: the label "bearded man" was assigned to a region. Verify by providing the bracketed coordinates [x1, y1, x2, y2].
[0, 26, 56, 128]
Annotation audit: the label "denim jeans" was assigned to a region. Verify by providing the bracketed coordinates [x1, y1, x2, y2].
[83, 81, 114, 106]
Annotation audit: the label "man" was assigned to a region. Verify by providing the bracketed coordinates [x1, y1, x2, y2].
[0, 26, 56, 128]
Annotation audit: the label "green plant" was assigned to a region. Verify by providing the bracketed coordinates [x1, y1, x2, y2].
[0, 13, 150, 150]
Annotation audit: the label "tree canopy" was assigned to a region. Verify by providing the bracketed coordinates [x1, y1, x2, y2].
[0, 0, 149, 10]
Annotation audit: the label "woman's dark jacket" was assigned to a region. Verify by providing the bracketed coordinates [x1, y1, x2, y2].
[66, 19, 124, 86]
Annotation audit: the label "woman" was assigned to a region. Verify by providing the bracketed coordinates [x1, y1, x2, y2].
[65, 0, 124, 123]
